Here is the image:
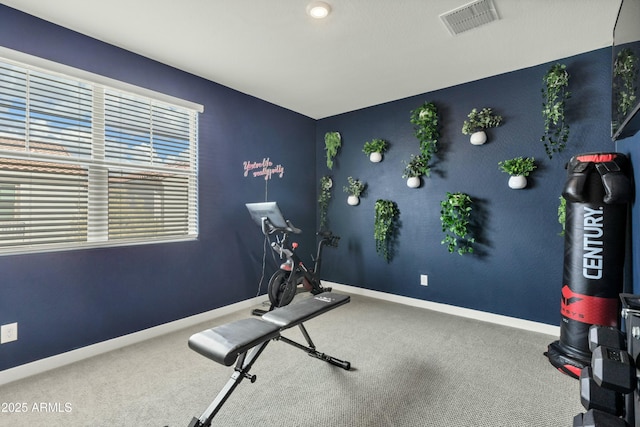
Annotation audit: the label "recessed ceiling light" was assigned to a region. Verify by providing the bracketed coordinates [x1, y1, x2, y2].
[307, 1, 331, 19]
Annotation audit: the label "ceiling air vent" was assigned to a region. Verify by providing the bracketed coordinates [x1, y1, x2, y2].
[439, 0, 500, 36]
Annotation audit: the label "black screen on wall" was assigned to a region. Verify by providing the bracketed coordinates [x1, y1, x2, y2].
[612, 0, 640, 140]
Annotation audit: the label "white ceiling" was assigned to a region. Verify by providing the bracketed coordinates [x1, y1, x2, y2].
[1, 0, 622, 119]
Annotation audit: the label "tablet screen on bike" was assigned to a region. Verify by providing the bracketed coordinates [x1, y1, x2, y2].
[246, 202, 288, 229]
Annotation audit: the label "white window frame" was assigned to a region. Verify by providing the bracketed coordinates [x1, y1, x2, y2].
[0, 47, 203, 255]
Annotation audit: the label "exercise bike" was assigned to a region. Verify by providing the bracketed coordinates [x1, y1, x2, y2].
[261, 218, 339, 308]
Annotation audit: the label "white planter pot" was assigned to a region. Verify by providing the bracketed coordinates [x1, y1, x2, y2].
[469, 131, 487, 145]
[508, 175, 527, 189]
[369, 152, 383, 163]
[347, 195, 360, 206]
[406, 176, 421, 188]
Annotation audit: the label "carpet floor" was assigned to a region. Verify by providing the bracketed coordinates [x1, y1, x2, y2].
[0, 292, 583, 426]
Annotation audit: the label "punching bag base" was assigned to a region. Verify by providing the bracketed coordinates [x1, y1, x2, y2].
[545, 340, 590, 379]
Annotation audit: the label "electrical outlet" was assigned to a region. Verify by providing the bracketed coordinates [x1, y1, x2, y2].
[1, 322, 18, 344]
[420, 274, 428, 286]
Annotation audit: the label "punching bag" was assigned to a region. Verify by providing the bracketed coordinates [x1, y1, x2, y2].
[546, 152, 631, 378]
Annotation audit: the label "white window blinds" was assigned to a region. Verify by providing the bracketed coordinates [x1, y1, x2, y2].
[0, 57, 200, 255]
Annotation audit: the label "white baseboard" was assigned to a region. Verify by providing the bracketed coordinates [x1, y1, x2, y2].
[0, 295, 265, 386]
[325, 282, 561, 337]
[1, 284, 560, 386]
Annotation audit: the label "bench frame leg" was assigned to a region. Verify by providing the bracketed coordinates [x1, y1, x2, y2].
[188, 322, 350, 426]
[278, 324, 351, 371]
[188, 340, 271, 427]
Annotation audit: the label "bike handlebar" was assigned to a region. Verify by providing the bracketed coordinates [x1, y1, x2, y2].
[264, 218, 340, 252]
[262, 218, 301, 235]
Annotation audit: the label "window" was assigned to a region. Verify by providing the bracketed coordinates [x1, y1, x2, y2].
[0, 53, 201, 255]
[0, 185, 16, 219]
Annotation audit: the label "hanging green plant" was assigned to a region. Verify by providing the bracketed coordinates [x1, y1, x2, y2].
[363, 138, 388, 162]
[409, 102, 439, 172]
[498, 156, 537, 177]
[440, 192, 475, 255]
[343, 176, 365, 197]
[374, 199, 400, 262]
[558, 195, 566, 237]
[318, 175, 333, 230]
[541, 63, 571, 159]
[613, 48, 638, 128]
[324, 131, 341, 170]
[362, 138, 388, 155]
[498, 156, 536, 189]
[402, 154, 429, 178]
[461, 107, 503, 135]
[344, 176, 365, 206]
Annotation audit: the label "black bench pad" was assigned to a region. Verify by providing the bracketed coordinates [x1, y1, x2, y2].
[188, 318, 280, 366]
[262, 293, 350, 329]
[189, 293, 350, 367]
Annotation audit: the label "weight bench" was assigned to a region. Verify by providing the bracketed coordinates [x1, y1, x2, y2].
[186, 292, 351, 427]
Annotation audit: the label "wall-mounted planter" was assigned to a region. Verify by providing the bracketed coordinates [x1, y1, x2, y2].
[369, 152, 383, 163]
[508, 175, 527, 189]
[541, 63, 570, 159]
[462, 107, 502, 146]
[363, 139, 388, 163]
[469, 131, 487, 145]
[440, 192, 475, 255]
[403, 154, 427, 188]
[406, 176, 421, 188]
[319, 176, 333, 230]
[499, 157, 536, 190]
[324, 131, 341, 170]
[343, 176, 365, 206]
[374, 199, 400, 262]
[410, 102, 438, 174]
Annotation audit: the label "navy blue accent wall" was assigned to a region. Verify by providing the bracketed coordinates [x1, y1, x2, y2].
[316, 48, 614, 325]
[0, 6, 316, 371]
[616, 133, 640, 294]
